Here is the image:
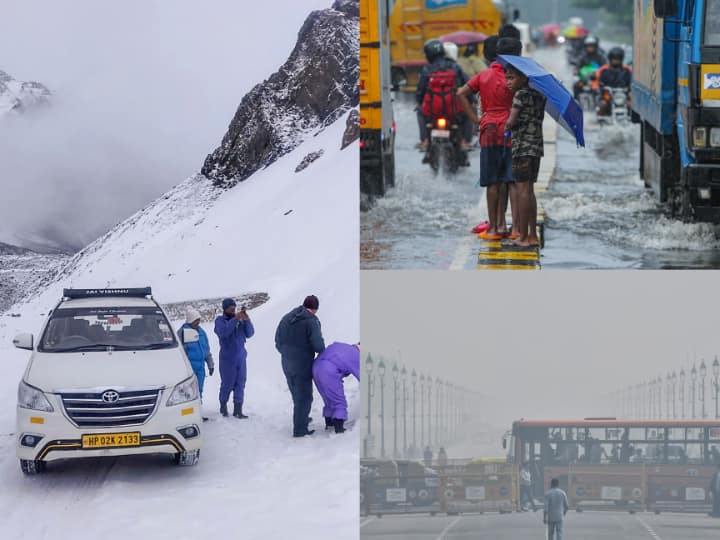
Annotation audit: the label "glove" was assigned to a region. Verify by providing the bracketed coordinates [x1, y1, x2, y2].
[208, 367, 214, 376]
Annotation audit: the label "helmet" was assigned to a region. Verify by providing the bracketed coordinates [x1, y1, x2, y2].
[584, 35, 599, 48]
[443, 42, 458, 61]
[424, 39, 445, 63]
[608, 47, 625, 62]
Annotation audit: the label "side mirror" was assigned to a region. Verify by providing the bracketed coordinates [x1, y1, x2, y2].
[654, 0, 677, 18]
[182, 328, 200, 344]
[13, 333, 34, 351]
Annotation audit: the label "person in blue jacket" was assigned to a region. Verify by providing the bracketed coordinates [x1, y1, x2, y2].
[214, 298, 255, 418]
[178, 308, 214, 421]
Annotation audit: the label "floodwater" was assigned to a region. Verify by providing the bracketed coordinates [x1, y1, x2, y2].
[361, 47, 720, 269]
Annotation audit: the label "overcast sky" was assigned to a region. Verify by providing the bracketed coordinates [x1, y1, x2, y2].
[362, 271, 720, 431]
[0, 0, 331, 251]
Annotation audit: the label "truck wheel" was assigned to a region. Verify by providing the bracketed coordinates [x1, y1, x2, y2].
[174, 449, 200, 466]
[383, 151, 395, 189]
[20, 459, 46, 475]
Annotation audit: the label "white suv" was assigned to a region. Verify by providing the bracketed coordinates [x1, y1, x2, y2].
[13, 287, 202, 474]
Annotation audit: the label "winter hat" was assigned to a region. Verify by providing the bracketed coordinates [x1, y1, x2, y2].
[186, 308, 202, 324]
[222, 298, 236, 310]
[303, 295, 320, 310]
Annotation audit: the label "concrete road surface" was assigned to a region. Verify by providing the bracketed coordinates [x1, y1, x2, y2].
[360, 511, 720, 539]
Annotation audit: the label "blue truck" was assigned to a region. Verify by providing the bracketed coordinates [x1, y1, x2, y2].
[632, 0, 720, 221]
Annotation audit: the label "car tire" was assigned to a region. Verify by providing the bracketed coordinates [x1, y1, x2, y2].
[20, 459, 46, 475]
[174, 449, 200, 466]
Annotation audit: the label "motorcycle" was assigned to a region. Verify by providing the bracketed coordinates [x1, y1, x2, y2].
[424, 115, 468, 175]
[574, 63, 599, 111]
[597, 87, 630, 125]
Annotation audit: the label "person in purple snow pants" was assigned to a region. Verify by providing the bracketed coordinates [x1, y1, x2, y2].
[312, 342, 360, 433]
[214, 298, 254, 419]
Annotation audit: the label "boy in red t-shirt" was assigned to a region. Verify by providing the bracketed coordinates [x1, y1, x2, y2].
[458, 36, 517, 240]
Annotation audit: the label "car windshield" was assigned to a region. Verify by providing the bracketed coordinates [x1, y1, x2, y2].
[706, 0, 720, 45]
[39, 306, 177, 352]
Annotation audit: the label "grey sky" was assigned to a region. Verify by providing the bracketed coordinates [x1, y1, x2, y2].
[362, 271, 720, 430]
[0, 0, 331, 251]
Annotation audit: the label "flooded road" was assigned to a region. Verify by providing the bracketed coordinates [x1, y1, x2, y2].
[360, 47, 720, 269]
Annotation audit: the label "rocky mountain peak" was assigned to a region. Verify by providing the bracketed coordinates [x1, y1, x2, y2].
[201, 0, 359, 188]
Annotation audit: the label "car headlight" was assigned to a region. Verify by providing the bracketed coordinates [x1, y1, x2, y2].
[166, 376, 199, 406]
[710, 127, 720, 148]
[693, 127, 707, 148]
[18, 381, 54, 412]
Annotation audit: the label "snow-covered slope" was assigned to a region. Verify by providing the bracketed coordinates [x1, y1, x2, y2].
[0, 69, 50, 116]
[0, 111, 359, 539]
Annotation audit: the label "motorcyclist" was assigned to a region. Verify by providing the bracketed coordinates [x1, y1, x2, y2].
[595, 47, 632, 116]
[576, 35, 607, 70]
[416, 38, 468, 151]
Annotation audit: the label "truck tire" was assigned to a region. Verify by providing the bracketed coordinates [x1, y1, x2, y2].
[174, 449, 200, 466]
[20, 459, 46, 475]
[383, 151, 395, 190]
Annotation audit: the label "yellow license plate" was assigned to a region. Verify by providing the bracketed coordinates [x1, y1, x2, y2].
[81, 432, 141, 449]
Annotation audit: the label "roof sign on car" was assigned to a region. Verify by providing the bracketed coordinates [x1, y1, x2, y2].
[62, 288, 153, 299]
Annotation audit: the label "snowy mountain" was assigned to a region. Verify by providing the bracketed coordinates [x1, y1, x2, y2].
[0, 2, 359, 538]
[201, 0, 359, 187]
[0, 242, 67, 315]
[0, 69, 50, 116]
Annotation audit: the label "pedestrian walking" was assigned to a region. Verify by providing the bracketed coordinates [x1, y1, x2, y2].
[504, 55, 546, 247]
[544, 478, 569, 540]
[177, 308, 214, 420]
[437, 447, 448, 467]
[312, 342, 360, 434]
[275, 295, 326, 437]
[214, 298, 254, 419]
[711, 464, 720, 517]
[520, 462, 537, 511]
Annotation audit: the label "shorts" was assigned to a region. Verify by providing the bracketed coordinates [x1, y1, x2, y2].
[479, 145, 512, 187]
[512, 155, 541, 183]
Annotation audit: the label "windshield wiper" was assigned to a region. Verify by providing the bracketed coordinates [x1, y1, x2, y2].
[137, 342, 175, 350]
[50, 343, 141, 352]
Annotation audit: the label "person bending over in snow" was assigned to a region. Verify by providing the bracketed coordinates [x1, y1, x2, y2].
[312, 342, 360, 433]
[214, 298, 254, 419]
[178, 307, 214, 421]
[275, 295, 326, 437]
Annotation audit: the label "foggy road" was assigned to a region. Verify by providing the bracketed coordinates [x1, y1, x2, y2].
[360, 511, 720, 539]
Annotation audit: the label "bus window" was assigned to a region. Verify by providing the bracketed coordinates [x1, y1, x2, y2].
[647, 428, 664, 441]
[687, 427, 703, 441]
[629, 428, 645, 440]
[686, 442, 704, 464]
[668, 427, 685, 440]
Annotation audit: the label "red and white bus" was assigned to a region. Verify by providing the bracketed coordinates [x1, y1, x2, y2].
[505, 419, 720, 513]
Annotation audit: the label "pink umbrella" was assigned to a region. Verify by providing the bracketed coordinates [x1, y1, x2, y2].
[438, 31, 487, 45]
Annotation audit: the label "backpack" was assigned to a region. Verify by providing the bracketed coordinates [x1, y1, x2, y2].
[422, 67, 459, 119]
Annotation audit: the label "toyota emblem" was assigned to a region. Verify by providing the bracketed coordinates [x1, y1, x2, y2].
[101, 390, 120, 403]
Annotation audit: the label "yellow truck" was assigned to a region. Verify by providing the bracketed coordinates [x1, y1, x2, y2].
[389, 0, 511, 89]
[360, 0, 396, 198]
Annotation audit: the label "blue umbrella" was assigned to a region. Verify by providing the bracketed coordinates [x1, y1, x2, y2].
[498, 54, 585, 147]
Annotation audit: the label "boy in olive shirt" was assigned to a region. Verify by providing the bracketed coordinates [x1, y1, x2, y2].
[504, 63, 546, 247]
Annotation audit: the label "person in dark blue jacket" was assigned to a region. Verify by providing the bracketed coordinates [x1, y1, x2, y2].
[178, 308, 214, 421]
[214, 298, 255, 418]
[275, 295, 326, 437]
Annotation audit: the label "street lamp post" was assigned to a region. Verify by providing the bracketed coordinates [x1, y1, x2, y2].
[365, 354, 375, 458]
[427, 375, 432, 452]
[412, 369, 417, 456]
[679, 368, 686, 419]
[671, 371, 677, 419]
[691, 364, 697, 419]
[713, 357, 720, 419]
[435, 377, 441, 447]
[420, 374, 425, 450]
[378, 359, 386, 458]
[392, 363, 399, 457]
[401, 366, 408, 457]
[700, 360, 707, 419]
[666, 374, 671, 419]
[648, 379, 654, 419]
[657, 376, 662, 418]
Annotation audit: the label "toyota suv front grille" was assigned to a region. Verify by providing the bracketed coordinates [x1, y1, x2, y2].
[60, 388, 161, 427]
